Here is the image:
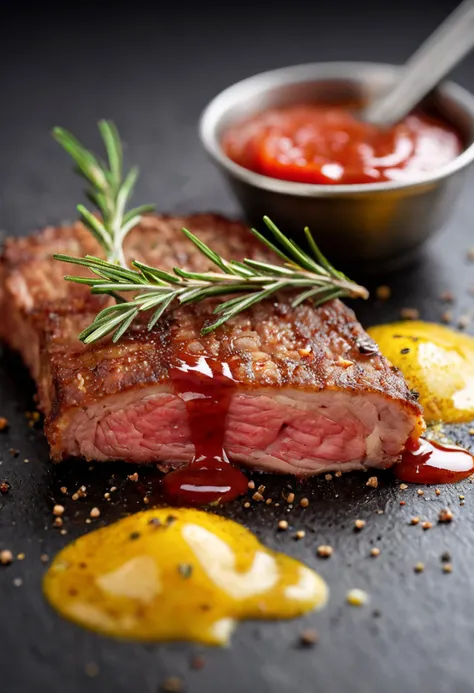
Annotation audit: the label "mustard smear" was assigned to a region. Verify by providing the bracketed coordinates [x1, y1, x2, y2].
[368, 321, 474, 424]
[43, 508, 327, 645]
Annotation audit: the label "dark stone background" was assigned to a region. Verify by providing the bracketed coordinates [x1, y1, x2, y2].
[1, 1, 474, 691]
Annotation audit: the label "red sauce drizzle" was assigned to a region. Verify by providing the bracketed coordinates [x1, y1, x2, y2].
[162, 355, 248, 506]
[395, 437, 474, 484]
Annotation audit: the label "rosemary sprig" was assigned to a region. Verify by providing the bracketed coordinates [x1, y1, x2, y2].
[53, 120, 155, 266]
[55, 216, 368, 344]
[53, 122, 367, 343]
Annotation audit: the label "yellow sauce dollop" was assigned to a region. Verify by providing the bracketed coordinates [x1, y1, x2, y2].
[44, 508, 327, 645]
[368, 321, 474, 424]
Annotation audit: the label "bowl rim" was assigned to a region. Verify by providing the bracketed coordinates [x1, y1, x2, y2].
[199, 61, 474, 196]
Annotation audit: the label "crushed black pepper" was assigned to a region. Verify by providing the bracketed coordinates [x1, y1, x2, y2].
[298, 629, 319, 647]
[190, 656, 205, 670]
[161, 676, 184, 692]
[178, 564, 193, 579]
[356, 338, 379, 356]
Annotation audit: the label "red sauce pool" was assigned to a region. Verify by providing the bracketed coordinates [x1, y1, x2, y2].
[223, 104, 462, 185]
[162, 355, 248, 506]
[395, 437, 474, 484]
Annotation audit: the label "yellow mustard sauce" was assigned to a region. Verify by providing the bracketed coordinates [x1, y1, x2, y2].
[368, 321, 474, 424]
[43, 508, 328, 645]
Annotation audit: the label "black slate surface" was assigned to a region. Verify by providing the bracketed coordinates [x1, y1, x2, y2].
[2, 1, 474, 692]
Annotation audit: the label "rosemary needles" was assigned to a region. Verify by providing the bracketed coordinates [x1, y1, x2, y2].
[53, 121, 154, 267]
[53, 122, 368, 344]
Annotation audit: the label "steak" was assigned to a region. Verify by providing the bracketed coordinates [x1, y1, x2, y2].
[0, 214, 424, 475]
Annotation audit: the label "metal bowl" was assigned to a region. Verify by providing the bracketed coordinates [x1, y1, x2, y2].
[200, 62, 474, 270]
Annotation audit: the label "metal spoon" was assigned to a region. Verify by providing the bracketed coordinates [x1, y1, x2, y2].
[363, 0, 474, 126]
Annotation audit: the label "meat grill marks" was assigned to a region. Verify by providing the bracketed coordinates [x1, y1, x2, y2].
[0, 214, 424, 474]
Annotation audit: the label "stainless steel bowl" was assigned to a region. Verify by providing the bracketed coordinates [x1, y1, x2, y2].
[200, 62, 474, 270]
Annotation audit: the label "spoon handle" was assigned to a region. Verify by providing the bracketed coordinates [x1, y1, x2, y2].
[364, 0, 474, 126]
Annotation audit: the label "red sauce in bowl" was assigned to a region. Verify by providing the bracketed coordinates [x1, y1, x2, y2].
[222, 104, 462, 185]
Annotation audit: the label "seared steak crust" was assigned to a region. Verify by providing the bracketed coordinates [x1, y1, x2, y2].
[0, 214, 423, 472]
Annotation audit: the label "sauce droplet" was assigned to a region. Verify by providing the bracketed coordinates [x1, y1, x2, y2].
[395, 437, 474, 484]
[43, 508, 328, 645]
[163, 355, 248, 505]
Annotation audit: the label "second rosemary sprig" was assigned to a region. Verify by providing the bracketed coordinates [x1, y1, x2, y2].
[53, 121, 155, 267]
[55, 216, 368, 344]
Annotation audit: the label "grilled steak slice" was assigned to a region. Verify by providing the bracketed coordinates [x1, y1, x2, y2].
[0, 214, 424, 474]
